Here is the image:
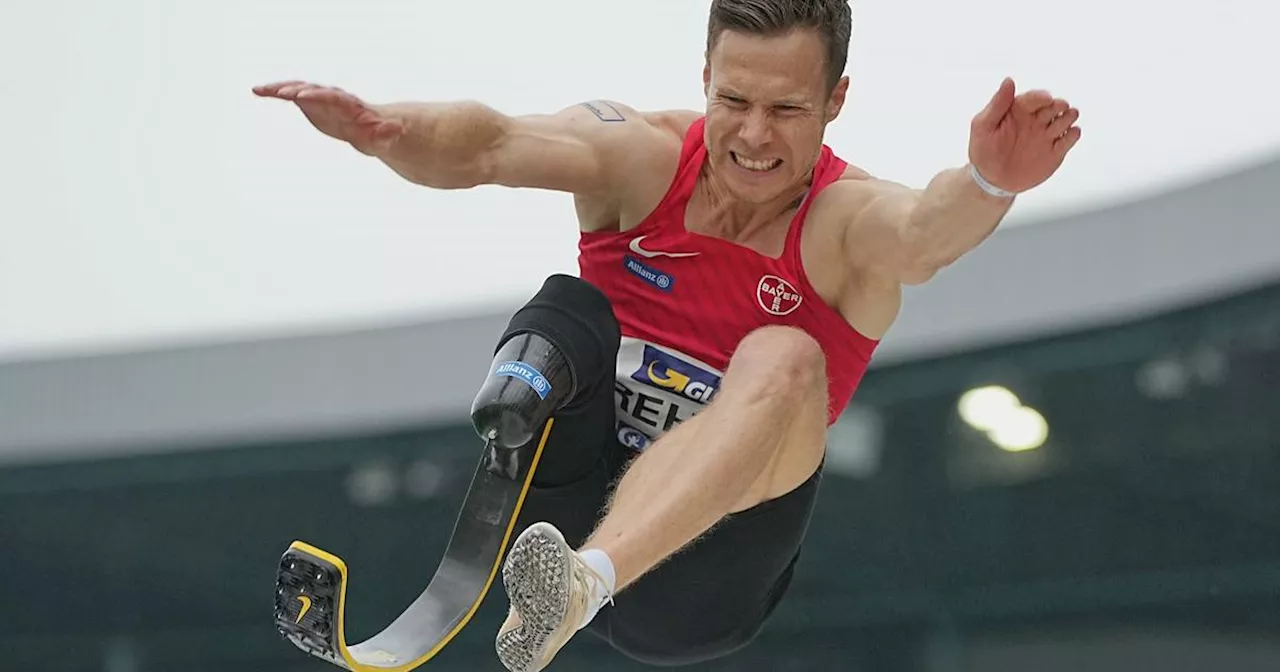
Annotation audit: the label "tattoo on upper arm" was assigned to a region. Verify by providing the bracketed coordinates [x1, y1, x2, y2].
[580, 101, 626, 122]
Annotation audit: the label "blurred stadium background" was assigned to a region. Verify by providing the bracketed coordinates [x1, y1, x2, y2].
[3, 153, 1278, 671]
[5, 1, 1280, 670]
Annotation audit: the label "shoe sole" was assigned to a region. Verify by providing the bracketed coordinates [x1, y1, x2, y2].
[496, 523, 572, 672]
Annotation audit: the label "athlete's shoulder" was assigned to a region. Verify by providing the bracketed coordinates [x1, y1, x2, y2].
[556, 101, 693, 155]
[567, 101, 693, 132]
[835, 163, 873, 183]
[807, 162, 873, 218]
[562, 104, 696, 232]
[805, 162, 910, 258]
[641, 109, 703, 138]
[817, 161, 915, 214]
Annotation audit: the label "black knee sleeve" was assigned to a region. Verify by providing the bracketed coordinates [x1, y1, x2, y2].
[470, 275, 620, 450]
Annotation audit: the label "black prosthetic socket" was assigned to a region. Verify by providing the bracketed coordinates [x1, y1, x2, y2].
[471, 332, 574, 455]
[470, 275, 620, 456]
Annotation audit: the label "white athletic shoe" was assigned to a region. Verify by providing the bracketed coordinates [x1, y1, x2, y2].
[495, 522, 613, 672]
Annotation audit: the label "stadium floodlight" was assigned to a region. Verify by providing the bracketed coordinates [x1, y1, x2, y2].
[957, 385, 1049, 452]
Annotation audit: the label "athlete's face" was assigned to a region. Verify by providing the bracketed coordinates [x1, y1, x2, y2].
[703, 28, 848, 205]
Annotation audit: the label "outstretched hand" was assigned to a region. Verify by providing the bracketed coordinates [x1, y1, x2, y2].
[253, 81, 405, 156]
[968, 78, 1081, 194]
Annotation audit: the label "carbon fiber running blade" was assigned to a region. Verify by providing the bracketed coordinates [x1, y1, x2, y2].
[273, 419, 553, 671]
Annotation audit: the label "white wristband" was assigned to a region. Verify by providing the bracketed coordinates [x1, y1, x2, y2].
[968, 163, 1017, 199]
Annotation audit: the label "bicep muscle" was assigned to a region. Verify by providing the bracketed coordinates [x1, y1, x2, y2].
[486, 101, 638, 196]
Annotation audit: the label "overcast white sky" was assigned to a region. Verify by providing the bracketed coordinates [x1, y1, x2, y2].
[2, 0, 1277, 362]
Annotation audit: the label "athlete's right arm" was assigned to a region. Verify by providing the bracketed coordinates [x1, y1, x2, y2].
[377, 99, 641, 194]
[253, 82, 655, 197]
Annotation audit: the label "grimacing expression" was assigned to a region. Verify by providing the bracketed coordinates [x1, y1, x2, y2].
[703, 28, 848, 204]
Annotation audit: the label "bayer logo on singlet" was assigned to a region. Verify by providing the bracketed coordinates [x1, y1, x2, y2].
[756, 275, 803, 316]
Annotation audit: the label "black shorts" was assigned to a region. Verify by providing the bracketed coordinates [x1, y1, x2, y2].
[501, 275, 823, 667]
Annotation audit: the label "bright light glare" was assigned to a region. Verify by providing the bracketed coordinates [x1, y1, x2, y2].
[957, 385, 1050, 452]
[957, 386, 1021, 431]
[987, 407, 1050, 452]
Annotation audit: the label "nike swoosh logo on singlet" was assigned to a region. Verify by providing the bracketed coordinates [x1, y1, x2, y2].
[629, 236, 700, 259]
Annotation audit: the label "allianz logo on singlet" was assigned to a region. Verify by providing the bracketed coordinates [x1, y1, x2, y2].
[622, 255, 674, 292]
[613, 338, 723, 446]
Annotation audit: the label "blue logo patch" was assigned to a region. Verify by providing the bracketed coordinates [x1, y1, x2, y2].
[630, 345, 720, 403]
[494, 360, 552, 399]
[623, 256, 674, 293]
[617, 425, 651, 452]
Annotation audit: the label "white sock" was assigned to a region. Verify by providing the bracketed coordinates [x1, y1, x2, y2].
[575, 548, 616, 630]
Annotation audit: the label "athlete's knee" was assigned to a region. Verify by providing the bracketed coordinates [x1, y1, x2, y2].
[725, 325, 827, 402]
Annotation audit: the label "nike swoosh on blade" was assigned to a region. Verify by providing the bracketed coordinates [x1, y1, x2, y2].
[629, 236, 700, 259]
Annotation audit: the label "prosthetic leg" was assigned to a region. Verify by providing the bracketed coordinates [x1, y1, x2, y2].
[272, 275, 617, 670]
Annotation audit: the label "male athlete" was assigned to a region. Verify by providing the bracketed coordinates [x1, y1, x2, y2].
[255, 1, 1080, 669]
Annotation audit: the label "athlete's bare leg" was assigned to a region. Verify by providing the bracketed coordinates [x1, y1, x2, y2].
[494, 325, 828, 672]
[582, 324, 829, 590]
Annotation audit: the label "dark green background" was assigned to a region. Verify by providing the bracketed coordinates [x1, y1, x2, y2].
[3, 281, 1277, 671]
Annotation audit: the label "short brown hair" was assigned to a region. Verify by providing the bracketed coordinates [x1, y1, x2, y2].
[706, 0, 853, 91]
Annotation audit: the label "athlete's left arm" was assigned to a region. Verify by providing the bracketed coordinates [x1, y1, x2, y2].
[839, 80, 1081, 285]
[835, 170, 1014, 285]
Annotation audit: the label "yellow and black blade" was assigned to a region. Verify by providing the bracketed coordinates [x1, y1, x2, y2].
[273, 419, 553, 671]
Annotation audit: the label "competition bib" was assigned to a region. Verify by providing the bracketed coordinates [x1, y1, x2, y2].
[612, 337, 724, 452]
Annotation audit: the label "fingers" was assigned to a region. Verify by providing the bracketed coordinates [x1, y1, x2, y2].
[1047, 107, 1080, 137]
[252, 81, 309, 98]
[253, 81, 318, 99]
[1015, 89, 1054, 115]
[252, 81, 362, 105]
[1035, 99, 1069, 126]
[1020, 91, 1080, 144]
[1054, 126, 1083, 154]
[280, 82, 328, 99]
[294, 86, 361, 111]
[973, 77, 1017, 131]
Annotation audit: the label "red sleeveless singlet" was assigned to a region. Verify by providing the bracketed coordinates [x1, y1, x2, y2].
[577, 117, 879, 451]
